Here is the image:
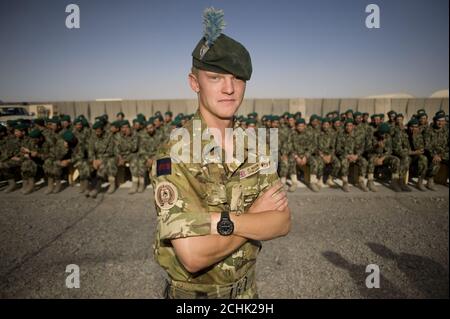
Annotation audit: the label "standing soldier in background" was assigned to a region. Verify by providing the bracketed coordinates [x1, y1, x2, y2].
[392, 113, 412, 192]
[116, 120, 140, 194]
[87, 120, 117, 198]
[316, 118, 341, 189]
[42, 131, 68, 194]
[336, 119, 368, 192]
[407, 118, 428, 191]
[137, 121, 159, 192]
[424, 113, 449, 190]
[386, 111, 397, 136]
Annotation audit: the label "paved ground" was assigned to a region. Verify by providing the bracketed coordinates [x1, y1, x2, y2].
[0, 180, 448, 299]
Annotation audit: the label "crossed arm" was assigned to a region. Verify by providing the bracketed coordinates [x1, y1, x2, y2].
[171, 182, 291, 273]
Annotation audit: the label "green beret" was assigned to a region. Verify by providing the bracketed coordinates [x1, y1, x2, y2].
[7, 120, 18, 127]
[121, 120, 131, 127]
[74, 118, 83, 125]
[417, 109, 426, 115]
[287, 114, 294, 119]
[132, 118, 144, 125]
[165, 111, 173, 116]
[116, 112, 125, 117]
[396, 113, 404, 118]
[378, 123, 390, 134]
[282, 112, 290, 117]
[362, 112, 369, 116]
[344, 119, 354, 125]
[332, 117, 341, 123]
[271, 115, 280, 121]
[111, 120, 121, 128]
[417, 112, 428, 118]
[322, 118, 331, 123]
[379, 113, 385, 119]
[435, 113, 446, 121]
[92, 121, 105, 129]
[82, 118, 89, 127]
[246, 118, 257, 125]
[408, 118, 419, 126]
[296, 118, 306, 125]
[137, 113, 146, 120]
[310, 114, 320, 122]
[345, 109, 354, 114]
[435, 110, 445, 117]
[34, 118, 45, 126]
[353, 112, 362, 117]
[154, 111, 162, 117]
[14, 123, 28, 131]
[146, 120, 155, 127]
[62, 130, 76, 142]
[294, 112, 302, 117]
[387, 110, 397, 116]
[371, 114, 380, 119]
[29, 129, 42, 138]
[192, 8, 252, 81]
[61, 115, 71, 122]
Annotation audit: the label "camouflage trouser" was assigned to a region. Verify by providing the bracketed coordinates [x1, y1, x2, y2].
[397, 155, 411, 177]
[410, 155, 428, 177]
[0, 159, 21, 179]
[427, 155, 449, 177]
[340, 156, 368, 177]
[94, 156, 118, 179]
[288, 154, 319, 176]
[121, 154, 140, 177]
[73, 159, 91, 180]
[43, 158, 63, 178]
[21, 158, 37, 179]
[164, 268, 258, 299]
[278, 153, 291, 178]
[137, 155, 151, 177]
[368, 155, 400, 175]
[317, 154, 341, 178]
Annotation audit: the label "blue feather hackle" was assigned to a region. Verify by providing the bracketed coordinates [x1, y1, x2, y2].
[203, 7, 226, 47]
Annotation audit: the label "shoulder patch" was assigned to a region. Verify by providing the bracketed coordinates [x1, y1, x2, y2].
[156, 158, 172, 176]
[155, 182, 178, 210]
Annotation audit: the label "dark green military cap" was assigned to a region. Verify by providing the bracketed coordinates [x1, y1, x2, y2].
[74, 118, 83, 125]
[322, 118, 331, 124]
[6, 120, 18, 127]
[117, 111, 125, 117]
[282, 112, 290, 117]
[396, 113, 404, 119]
[246, 118, 257, 125]
[14, 123, 28, 131]
[121, 120, 131, 127]
[435, 113, 445, 121]
[29, 129, 42, 138]
[154, 111, 162, 117]
[294, 112, 302, 117]
[379, 113, 385, 119]
[435, 110, 445, 117]
[92, 121, 105, 129]
[344, 119, 354, 125]
[309, 114, 320, 122]
[111, 120, 121, 128]
[407, 118, 419, 126]
[345, 109, 354, 115]
[417, 109, 426, 115]
[192, 8, 252, 81]
[362, 112, 369, 116]
[82, 118, 89, 127]
[332, 117, 341, 123]
[287, 113, 294, 119]
[61, 115, 71, 122]
[378, 122, 390, 134]
[296, 118, 306, 125]
[387, 110, 397, 116]
[48, 117, 61, 125]
[353, 112, 362, 117]
[417, 112, 428, 118]
[165, 111, 173, 116]
[34, 118, 45, 126]
[371, 114, 380, 119]
[271, 115, 280, 121]
[62, 130, 76, 142]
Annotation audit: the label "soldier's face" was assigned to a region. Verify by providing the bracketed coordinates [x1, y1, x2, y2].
[62, 121, 70, 128]
[389, 115, 396, 121]
[311, 120, 319, 128]
[410, 126, 419, 134]
[296, 123, 306, 132]
[14, 129, 24, 138]
[334, 122, 341, 129]
[322, 122, 330, 130]
[121, 126, 131, 136]
[419, 116, 428, 125]
[189, 70, 246, 120]
[396, 117, 404, 126]
[75, 123, 83, 131]
[437, 119, 445, 129]
[345, 123, 354, 133]
[288, 118, 295, 127]
[374, 117, 381, 125]
[95, 128, 104, 137]
[117, 115, 124, 121]
[164, 115, 172, 123]
[146, 125, 155, 134]
[355, 116, 362, 124]
[272, 121, 279, 128]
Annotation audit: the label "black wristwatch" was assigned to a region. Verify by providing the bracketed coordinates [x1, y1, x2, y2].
[217, 211, 234, 236]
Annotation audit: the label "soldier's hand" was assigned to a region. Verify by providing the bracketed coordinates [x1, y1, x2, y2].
[247, 182, 288, 213]
[11, 156, 21, 161]
[30, 151, 38, 157]
[433, 155, 442, 164]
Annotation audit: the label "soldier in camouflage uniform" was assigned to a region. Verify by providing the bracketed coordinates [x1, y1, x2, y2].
[316, 118, 341, 189]
[423, 113, 449, 190]
[407, 119, 428, 191]
[0, 124, 30, 193]
[336, 119, 368, 192]
[59, 115, 72, 137]
[386, 110, 397, 136]
[42, 129, 69, 194]
[332, 117, 344, 137]
[367, 122, 402, 192]
[87, 120, 118, 198]
[392, 114, 412, 192]
[288, 118, 320, 192]
[152, 8, 290, 299]
[137, 121, 159, 192]
[116, 120, 141, 194]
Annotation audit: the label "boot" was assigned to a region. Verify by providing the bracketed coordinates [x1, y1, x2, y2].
[326, 176, 335, 187]
[45, 177, 54, 195]
[107, 176, 116, 194]
[367, 174, 377, 192]
[21, 179, 29, 194]
[358, 176, 368, 192]
[317, 177, 324, 189]
[79, 179, 88, 194]
[342, 176, 350, 192]
[23, 178, 35, 195]
[53, 179, 62, 193]
[400, 176, 411, 192]
[391, 174, 402, 192]
[88, 179, 101, 198]
[138, 176, 146, 193]
[426, 177, 436, 191]
[417, 176, 426, 191]
[4, 179, 17, 193]
[309, 175, 320, 192]
[281, 176, 289, 191]
[288, 174, 298, 192]
[129, 176, 139, 194]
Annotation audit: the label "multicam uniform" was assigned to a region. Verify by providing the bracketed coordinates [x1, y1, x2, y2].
[151, 111, 279, 299]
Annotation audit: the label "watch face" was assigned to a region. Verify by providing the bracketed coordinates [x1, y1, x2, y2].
[218, 220, 234, 236]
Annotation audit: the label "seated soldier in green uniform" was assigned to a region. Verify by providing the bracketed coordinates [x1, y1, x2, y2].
[151, 8, 291, 299]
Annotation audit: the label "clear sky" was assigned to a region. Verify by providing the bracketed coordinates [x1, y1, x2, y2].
[0, 0, 448, 102]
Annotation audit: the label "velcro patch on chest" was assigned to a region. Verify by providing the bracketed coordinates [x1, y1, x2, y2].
[156, 158, 172, 176]
[239, 163, 260, 179]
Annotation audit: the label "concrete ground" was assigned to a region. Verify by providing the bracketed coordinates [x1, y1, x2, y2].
[0, 179, 448, 299]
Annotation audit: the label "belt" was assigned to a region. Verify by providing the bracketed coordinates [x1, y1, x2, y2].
[165, 269, 256, 299]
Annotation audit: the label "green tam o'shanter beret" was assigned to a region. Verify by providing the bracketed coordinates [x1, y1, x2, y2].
[116, 112, 125, 117]
[408, 119, 419, 127]
[246, 118, 257, 125]
[92, 121, 105, 129]
[29, 129, 42, 138]
[165, 111, 173, 116]
[296, 118, 306, 125]
[61, 115, 71, 122]
[344, 119, 354, 125]
[353, 112, 362, 117]
[322, 118, 331, 124]
[332, 117, 341, 123]
[62, 130, 76, 143]
[14, 123, 28, 131]
[378, 122, 390, 134]
[435, 113, 446, 121]
[192, 8, 252, 81]
[122, 120, 131, 127]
